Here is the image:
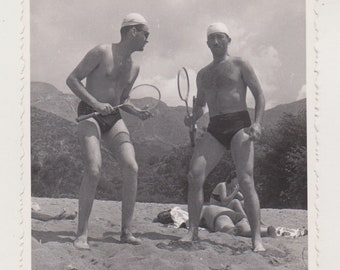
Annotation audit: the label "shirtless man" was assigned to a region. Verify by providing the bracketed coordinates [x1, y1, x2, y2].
[181, 23, 266, 251]
[66, 13, 150, 249]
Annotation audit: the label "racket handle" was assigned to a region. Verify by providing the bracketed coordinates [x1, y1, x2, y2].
[189, 133, 194, 147]
[193, 96, 196, 106]
[76, 112, 99, 122]
[189, 130, 195, 147]
[189, 96, 197, 147]
[189, 124, 196, 147]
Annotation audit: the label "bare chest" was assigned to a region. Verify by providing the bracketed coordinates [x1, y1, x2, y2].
[101, 56, 132, 85]
[86, 51, 136, 103]
[202, 62, 241, 90]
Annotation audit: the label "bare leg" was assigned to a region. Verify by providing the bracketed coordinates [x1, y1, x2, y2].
[235, 218, 275, 238]
[215, 215, 238, 235]
[32, 209, 65, 221]
[231, 129, 264, 252]
[74, 119, 102, 250]
[180, 133, 225, 241]
[102, 120, 141, 245]
[228, 199, 247, 216]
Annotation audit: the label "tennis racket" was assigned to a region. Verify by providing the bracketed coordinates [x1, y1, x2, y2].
[76, 84, 161, 122]
[177, 67, 196, 147]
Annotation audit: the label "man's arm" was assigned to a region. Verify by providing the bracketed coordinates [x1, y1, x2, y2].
[185, 71, 206, 127]
[241, 60, 265, 139]
[121, 65, 140, 101]
[120, 65, 141, 115]
[193, 71, 206, 122]
[66, 45, 104, 107]
[119, 66, 151, 120]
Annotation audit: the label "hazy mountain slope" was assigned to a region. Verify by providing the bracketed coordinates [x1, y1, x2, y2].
[31, 81, 306, 146]
[31, 82, 306, 206]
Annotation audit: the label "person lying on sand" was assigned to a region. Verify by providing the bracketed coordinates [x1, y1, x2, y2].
[210, 178, 268, 227]
[32, 209, 77, 222]
[200, 205, 276, 238]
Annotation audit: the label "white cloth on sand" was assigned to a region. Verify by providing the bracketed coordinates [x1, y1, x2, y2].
[275, 226, 308, 238]
[170, 207, 189, 228]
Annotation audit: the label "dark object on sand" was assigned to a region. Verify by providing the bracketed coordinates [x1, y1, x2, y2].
[155, 209, 173, 224]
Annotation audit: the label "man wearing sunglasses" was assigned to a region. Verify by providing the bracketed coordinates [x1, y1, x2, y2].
[66, 13, 150, 249]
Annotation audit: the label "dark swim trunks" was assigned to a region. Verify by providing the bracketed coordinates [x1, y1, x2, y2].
[207, 110, 251, 149]
[77, 101, 122, 133]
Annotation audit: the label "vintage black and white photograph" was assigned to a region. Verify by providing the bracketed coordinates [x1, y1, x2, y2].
[30, 1, 308, 269]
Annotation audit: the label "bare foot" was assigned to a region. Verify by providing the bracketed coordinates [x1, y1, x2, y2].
[74, 237, 90, 250]
[120, 233, 142, 245]
[253, 241, 266, 252]
[179, 228, 199, 242]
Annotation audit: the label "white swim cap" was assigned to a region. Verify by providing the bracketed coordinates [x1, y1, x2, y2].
[121, 13, 148, 28]
[207, 23, 230, 38]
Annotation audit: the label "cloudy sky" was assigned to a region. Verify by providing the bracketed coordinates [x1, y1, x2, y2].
[31, 0, 305, 109]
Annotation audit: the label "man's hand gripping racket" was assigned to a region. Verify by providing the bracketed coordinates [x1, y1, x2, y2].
[76, 84, 161, 122]
[177, 67, 197, 147]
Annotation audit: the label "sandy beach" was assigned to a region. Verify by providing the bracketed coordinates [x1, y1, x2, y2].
[32, 197, 307, 270]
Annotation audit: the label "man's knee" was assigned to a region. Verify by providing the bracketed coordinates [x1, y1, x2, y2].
[238, 172, 256, 192]
[187, 170, 204, 191]
[237, 169, 253, 182]
[86, 164, 101, 179]
[121, 159, 138, 174]
[189, 158, 206, 179]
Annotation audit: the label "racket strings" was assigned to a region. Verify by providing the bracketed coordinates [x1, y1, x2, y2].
[129, 84, 161, 111]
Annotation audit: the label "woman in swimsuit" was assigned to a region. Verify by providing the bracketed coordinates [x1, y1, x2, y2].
[210, 177, 246, 217]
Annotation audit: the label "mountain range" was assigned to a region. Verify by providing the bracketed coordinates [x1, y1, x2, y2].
[31, 81, 306, 146]
[31, 81, 306, 202]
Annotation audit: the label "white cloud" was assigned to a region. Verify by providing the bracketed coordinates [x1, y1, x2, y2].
[31, 0, 305, 110]
[136, 68, 197, 107]
[297, 84, 306, 100]
[243, 45, 282, 109]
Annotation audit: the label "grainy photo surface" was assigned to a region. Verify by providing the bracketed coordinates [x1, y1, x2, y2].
[30, 1, 307, 269]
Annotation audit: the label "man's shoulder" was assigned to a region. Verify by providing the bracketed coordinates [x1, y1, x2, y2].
[198, 63, 212, 76]
[89, 43, 111, 54]
[230, 56, 247, 65]
[231, 56, 252, 69]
